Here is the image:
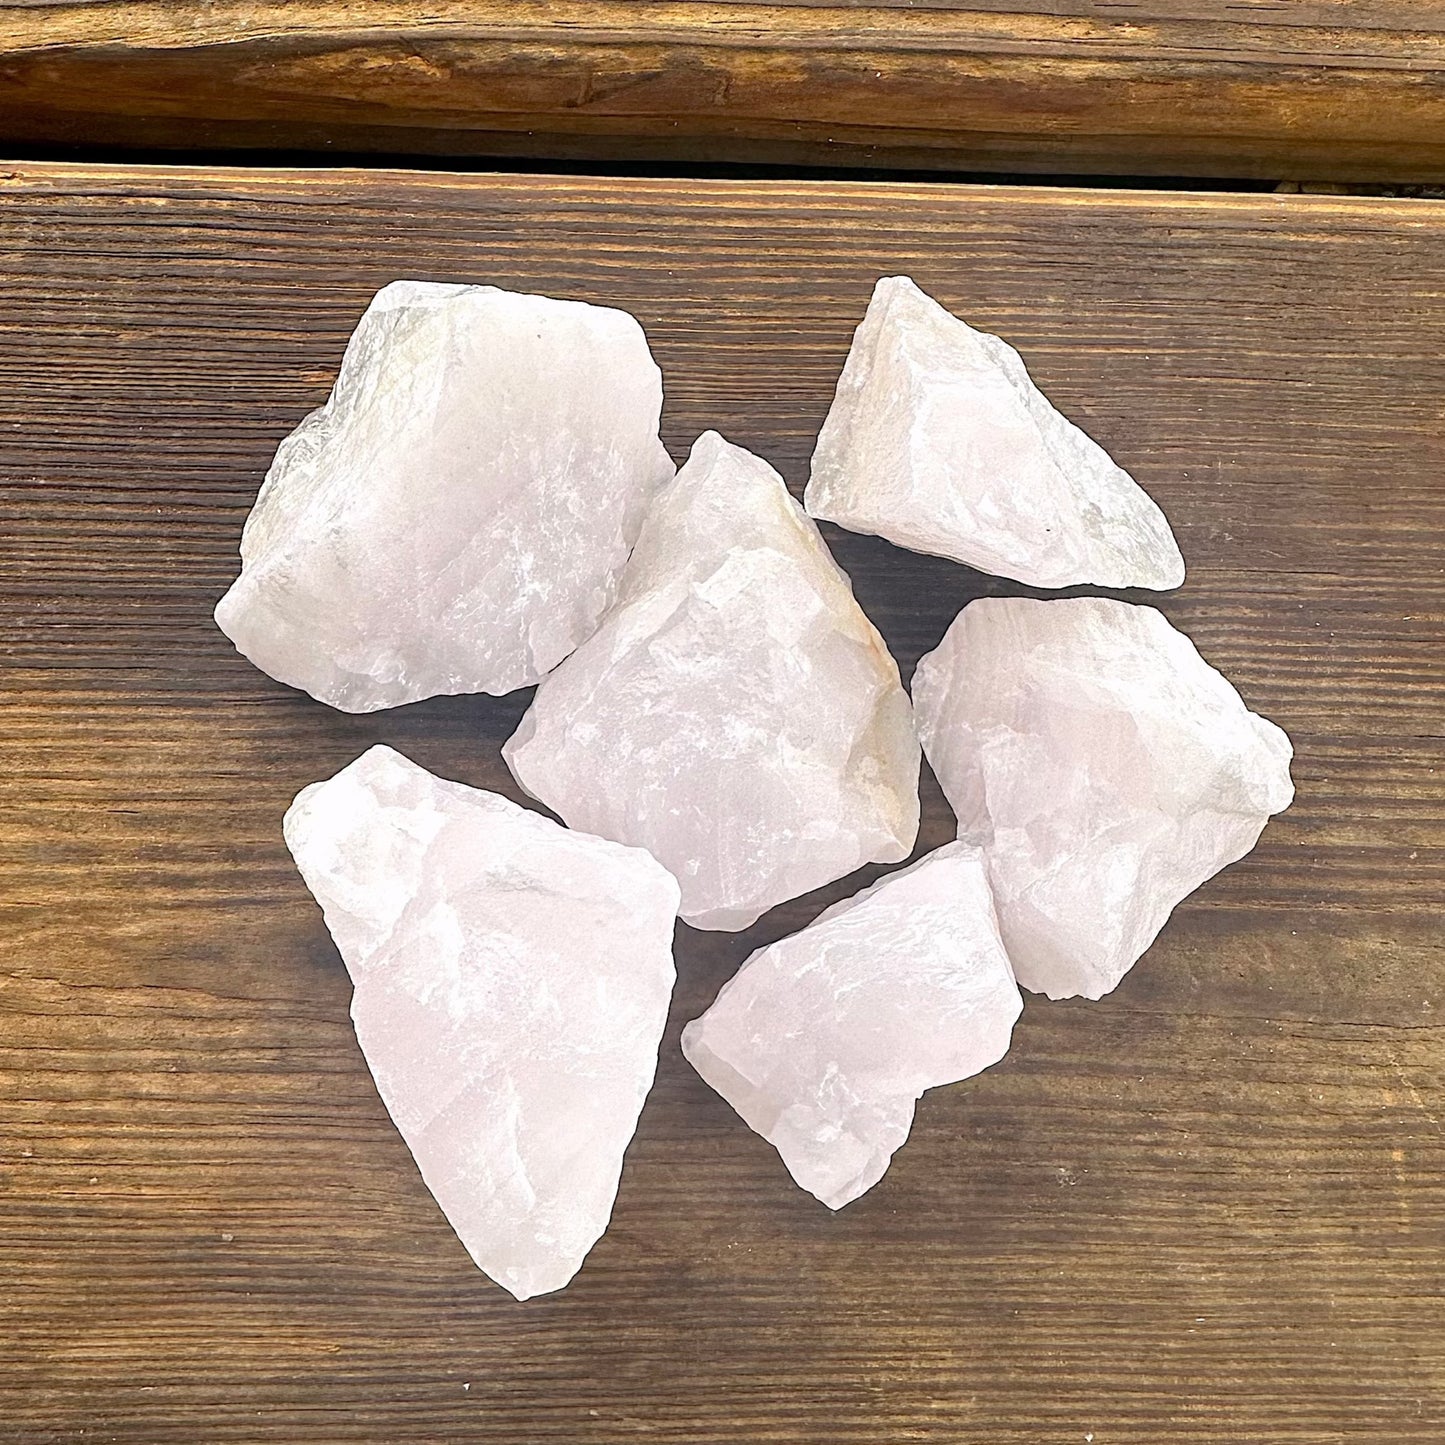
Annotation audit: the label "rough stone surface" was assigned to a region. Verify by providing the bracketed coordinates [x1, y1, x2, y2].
[283, 745, 680, 1299]
[805, 275, 1185, 591]
[913, 597, 1294, 1000]
[681, 842, 1022, 1208]
[504, 430, 921, 932]
[216, 280, 675, 711]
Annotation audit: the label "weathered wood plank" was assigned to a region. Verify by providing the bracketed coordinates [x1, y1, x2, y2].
[4, 3, 1445, 179]
[0, 165, 1441, 1443]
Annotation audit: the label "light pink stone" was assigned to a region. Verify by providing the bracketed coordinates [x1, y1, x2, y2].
[217, 281, 674, 711]
[284, 745, 680, 1299]
[805, 276, 1185, 591]
[682, 842, 1021, 1208]
[504, 430, 921, 931]
[913, 596, 1294, 1000]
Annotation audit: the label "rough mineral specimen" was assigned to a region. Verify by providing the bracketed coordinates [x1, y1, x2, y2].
[912, 597, 1294, 1000]
[216, 280, 675, 711]
[804, 276, 1185, 591]
[681, 841, 1021, 1208]
[283, 745, 680, 1299]
[503, 430, 921, 932]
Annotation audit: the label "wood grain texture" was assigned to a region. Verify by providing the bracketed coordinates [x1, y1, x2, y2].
[6, 2, 1445, 180]
[0, 163, 1442, 1443]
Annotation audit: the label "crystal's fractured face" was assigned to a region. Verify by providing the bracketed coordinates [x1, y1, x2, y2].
[216, 281, 675, 712]
[805, 276, 1185, 591]
[913, 597, 1294, 1000]
[503, 430, 921, 932]
[283, 745, 681, 1300]
[682, 842, 1022, 1209]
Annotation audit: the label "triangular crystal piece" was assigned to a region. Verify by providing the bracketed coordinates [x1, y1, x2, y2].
[284, 745, 680, 1298]
[805, 276, 1185, 591]
[505, 431, 921, 931]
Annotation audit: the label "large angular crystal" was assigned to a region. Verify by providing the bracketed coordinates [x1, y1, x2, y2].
[283, 745, 680, 1299]
[913, 597, 1294, 1000]
[682, 842, 1021, 1208]
[216, 280, 675, 711]
[504, 430, 921, 932]
[805, 276, 1185, 591]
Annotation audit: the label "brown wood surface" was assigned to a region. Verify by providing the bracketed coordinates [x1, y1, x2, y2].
[1, 163, 1442, 1443]
[6, 2, 1445, 181]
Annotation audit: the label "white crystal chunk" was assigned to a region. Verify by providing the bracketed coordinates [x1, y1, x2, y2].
[504, 430, 921, 932]
[913, 597, 1294, 1000]
[805, 276, 1185, 591]
[682, 842, 1021, 1208]
[284, 745, 681, 1299]
[216, 280, 675, 711]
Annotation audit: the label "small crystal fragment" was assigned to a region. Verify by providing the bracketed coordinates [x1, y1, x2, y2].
[805, 276, 1185, 591]
[216, 280, 675, 711]
[284, 745, 680, 1299]
[504, 430, 921, 932]
[681, 842, 1021, 1208]
[913, 597, 1294, 1000]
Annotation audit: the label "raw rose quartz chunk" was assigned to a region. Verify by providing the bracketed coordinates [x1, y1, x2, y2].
[682, 842, 1022, 1208]
[805, 276, 1185, 591]
[504, 430, 921, 931]
[284, 745, 680, 1299]
[217, 280, 675, 711]
[912, 596, 1294, 1000]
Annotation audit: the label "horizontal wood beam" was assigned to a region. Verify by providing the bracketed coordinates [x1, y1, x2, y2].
[4, 3, 1445, 179]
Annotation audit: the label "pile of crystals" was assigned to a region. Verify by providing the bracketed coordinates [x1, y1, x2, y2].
[218, 275, 1293, 1300]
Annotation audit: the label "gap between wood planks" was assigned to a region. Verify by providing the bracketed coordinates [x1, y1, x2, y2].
[1, 139, 1442, 199]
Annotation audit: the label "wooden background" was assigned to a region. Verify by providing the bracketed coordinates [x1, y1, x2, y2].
[1, 165, 1442, 1441]
[6, 2, 1445, 182]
